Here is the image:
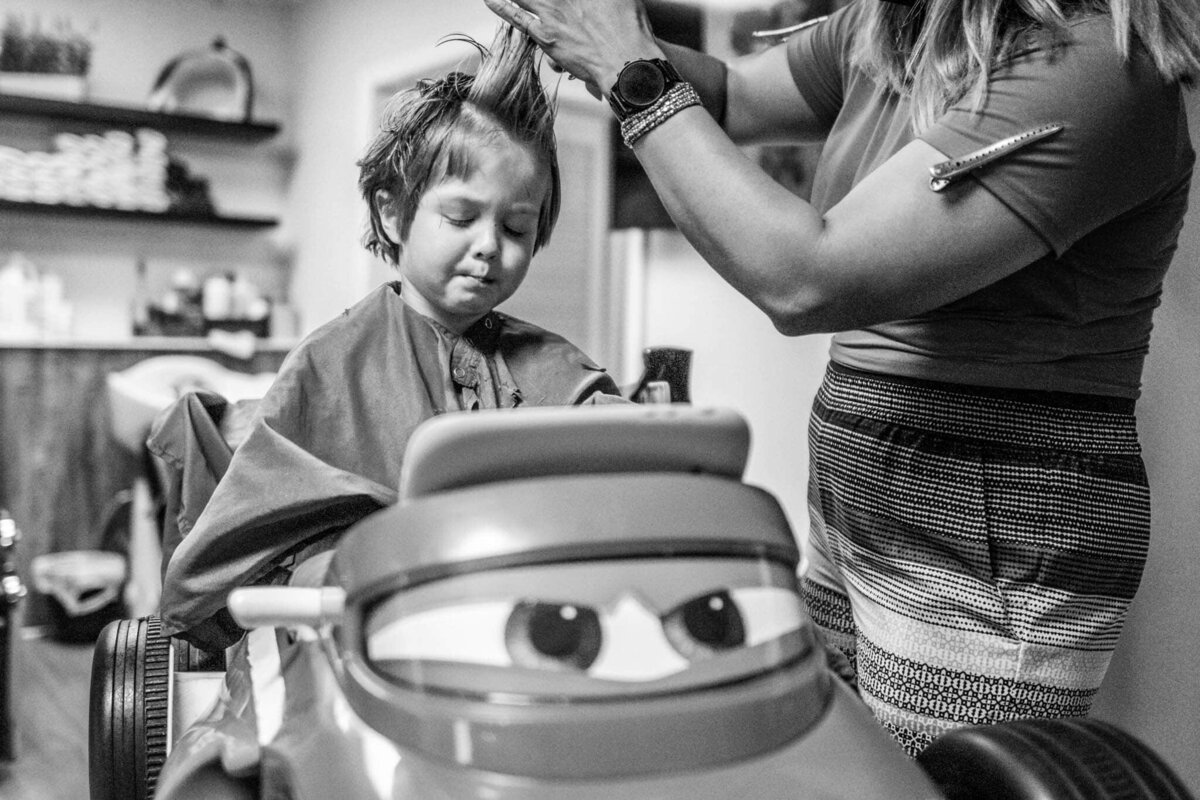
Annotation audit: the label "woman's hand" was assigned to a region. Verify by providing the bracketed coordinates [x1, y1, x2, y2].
[481, 0, 665, 97]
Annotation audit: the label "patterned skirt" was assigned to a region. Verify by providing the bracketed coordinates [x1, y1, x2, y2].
[802, 362, 1150, 756]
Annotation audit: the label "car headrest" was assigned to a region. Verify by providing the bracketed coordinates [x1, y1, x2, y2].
[398, 405, 750, 502]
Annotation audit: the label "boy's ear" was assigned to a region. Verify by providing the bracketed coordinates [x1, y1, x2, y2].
[375, 189, 403, 245]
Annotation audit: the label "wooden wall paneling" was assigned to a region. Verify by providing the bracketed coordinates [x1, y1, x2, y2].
[0, 347, 286, 627]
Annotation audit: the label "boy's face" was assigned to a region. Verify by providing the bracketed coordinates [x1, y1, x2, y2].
[381, 140, 550, 334]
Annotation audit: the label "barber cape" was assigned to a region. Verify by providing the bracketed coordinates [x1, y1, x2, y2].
[159, 282, 621, 649]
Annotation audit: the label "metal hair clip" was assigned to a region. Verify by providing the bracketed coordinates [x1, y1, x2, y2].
[928, 123, 1064, 192]
[750, 16, 829, 43]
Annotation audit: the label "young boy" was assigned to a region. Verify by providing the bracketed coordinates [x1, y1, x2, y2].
[159, 25, 622, 650]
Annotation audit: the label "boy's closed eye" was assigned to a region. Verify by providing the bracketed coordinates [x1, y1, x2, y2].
[441, 214, 534, 239]
[503, 218, 536, 237]
[502, 206, 541, 237]
[442, 206, 537, 238]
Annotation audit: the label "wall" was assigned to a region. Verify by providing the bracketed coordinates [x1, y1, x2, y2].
[636, 231, 828, 533]
[1092, 88, 1200, 792]
[3, 0, 1196, 784]
[3, 0, 824, 598]
[282, 0, 495, 335]
[0, 0, 297, 340]
[627, 5, 829, 533]
[2, 0, 294, 113]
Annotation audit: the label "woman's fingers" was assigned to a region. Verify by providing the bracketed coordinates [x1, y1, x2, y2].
[482, 0, 541, 37]
[481, 0, 659, 90]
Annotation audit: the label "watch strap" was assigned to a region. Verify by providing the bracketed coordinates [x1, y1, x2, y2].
[607, 58, 684, 121]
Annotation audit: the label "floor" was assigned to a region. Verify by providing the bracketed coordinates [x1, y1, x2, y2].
[0, 628, 93, 800]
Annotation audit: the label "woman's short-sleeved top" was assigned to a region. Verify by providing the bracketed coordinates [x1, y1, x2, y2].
[787, 0, 1194, 398]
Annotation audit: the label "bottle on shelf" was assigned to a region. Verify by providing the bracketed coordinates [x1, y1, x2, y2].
[131, 257, 150, 336]
[0, 253, 37, 339]
[0, 252, 73, 340]
[202, 271, 234, 321]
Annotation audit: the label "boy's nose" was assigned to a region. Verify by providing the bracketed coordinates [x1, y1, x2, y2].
[473, 226, 501, 260]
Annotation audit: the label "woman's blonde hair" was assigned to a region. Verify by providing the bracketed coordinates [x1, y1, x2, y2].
[853, 0, 1200, 129]
[358, 25, 560, 265]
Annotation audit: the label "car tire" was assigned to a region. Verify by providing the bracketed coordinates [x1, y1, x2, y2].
[89, 615, 170, 800]
[917, 717, 1195, 800]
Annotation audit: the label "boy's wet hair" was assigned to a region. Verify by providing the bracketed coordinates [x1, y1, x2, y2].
[358, 25, 561, 265]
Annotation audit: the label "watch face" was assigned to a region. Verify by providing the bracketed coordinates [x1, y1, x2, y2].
[618, 61, 667, 109]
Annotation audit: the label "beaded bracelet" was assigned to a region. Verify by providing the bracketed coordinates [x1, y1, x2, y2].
[619, 82, 702, 149]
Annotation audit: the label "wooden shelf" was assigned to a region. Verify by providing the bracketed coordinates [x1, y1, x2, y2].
[0, 93, 280, 140]
[0, 336, 298, 352]
[0, 199, 277, 228]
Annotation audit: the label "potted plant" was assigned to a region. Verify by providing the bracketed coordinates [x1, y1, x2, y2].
[0, 15, 93, 101]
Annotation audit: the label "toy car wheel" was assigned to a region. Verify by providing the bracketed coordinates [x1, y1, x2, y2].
[917, 717, 1195, 800]
[89, 615, 170, 800]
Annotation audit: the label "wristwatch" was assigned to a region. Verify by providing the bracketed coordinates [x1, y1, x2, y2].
[606, 58, 684, 121]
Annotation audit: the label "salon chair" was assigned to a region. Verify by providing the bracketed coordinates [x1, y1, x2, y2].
[104, 356, 275, 618]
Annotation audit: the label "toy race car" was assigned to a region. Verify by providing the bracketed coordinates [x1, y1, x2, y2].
[89, 405, 1195, 800]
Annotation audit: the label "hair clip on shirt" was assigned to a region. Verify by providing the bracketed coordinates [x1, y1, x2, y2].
[750, 16, 829, 43]
[929, 123, 1065, 192]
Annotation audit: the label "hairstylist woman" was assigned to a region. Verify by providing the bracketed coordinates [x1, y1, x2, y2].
[483, 0, 1200, 755]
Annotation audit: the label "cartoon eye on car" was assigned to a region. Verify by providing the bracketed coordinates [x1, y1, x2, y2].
[89, 405, 1196, 800]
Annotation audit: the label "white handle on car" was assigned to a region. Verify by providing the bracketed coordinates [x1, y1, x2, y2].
[227, 586, 346, 629]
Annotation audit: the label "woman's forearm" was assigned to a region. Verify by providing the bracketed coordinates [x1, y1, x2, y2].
[628, 105, 1049, 336]
[655, 40, 728, 126]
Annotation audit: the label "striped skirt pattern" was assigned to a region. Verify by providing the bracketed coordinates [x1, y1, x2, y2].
[801, 363, 1150, 756]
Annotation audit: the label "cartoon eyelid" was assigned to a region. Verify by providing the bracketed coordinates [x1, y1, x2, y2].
[720, 586, 805, 646]
[367, 600, 514, 666]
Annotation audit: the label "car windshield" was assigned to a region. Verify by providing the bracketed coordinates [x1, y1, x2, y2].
[362, 556, 814, 700]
